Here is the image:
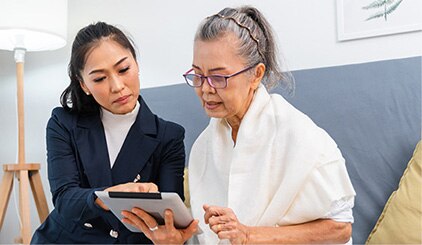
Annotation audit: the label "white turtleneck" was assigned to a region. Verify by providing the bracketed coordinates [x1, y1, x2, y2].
[101, 101, 140, 168]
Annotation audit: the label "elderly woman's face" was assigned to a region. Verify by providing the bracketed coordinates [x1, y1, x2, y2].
[192, 33, 260, 121]
[80, 39, 140, 114]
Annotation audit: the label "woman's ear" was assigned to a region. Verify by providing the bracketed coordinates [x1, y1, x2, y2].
[79, 80, 90, 95]
[251, 63, 265, 90]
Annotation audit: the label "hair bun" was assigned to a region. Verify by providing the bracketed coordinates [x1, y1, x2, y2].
[239, 6, 260, 22]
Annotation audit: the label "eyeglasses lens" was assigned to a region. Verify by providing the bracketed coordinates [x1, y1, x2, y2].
[185, 74, 202, 87]
[208, 76, 226, 88]
[185, 75, 227, 88]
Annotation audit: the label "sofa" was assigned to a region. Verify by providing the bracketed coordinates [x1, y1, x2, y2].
[141, 56, 421, 243]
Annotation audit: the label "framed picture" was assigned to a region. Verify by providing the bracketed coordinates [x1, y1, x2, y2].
[336, 0, 422, 41]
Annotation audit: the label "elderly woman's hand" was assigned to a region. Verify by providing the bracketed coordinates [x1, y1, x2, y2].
[122, 208, 199, 245]
[203, 204, 250, 244]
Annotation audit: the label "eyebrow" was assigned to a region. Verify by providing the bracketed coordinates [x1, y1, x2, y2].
[88, 57, 128, 75]
[192, 64, 227, 73]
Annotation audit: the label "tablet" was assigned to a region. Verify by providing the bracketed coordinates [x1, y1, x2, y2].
[95, 191, 197, 233]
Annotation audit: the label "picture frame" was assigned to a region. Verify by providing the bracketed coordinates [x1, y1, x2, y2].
[336, 0, 422, 41]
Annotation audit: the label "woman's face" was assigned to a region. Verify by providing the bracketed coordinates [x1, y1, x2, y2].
[80, 39, 140, 114]
[192, 33, 263, 122]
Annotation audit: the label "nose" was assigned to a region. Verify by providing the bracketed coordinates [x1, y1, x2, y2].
[110, 75, 124, 93]
[201, 77, 215, 94]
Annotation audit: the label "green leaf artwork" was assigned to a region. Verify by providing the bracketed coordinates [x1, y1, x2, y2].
[362, 0, 403, 21]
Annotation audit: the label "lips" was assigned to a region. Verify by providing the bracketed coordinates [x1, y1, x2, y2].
[204, 101, 222, 110]
[113, 95, 131, 104]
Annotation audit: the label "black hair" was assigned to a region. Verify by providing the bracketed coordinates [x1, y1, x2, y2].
[61, 22, 137, 114]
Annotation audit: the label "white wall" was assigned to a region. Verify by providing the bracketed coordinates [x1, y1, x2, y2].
[0, 0, 421, 243]
[67, 0, 422, 89]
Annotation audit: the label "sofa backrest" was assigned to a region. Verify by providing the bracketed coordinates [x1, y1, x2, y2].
[141, 56, 421, 243]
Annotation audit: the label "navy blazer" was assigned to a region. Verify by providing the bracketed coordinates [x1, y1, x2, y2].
[31, 97, 185, 244]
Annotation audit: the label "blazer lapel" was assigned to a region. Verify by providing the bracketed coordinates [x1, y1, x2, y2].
[75, 112, 113, 187]
[111, 97, 160, 184]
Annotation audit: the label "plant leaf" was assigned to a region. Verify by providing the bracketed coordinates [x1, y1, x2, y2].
[362, 0, 395, 9]
[362, 0, 387, 9]
[365, 11, 385, 21]
[385, 0, 403, 14]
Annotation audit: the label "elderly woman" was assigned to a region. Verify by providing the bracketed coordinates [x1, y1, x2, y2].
[123, 6, 355, 244]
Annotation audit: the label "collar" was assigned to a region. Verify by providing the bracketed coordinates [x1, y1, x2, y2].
[77, 96, 158, 136]
[100, 100, 140, 126]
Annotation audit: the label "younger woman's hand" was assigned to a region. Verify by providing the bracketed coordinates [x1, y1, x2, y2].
[122, 208, 199, 244]
[95, 182, 159, 211]
[106, 182, 159, 193]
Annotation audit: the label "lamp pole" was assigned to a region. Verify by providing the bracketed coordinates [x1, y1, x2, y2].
[15, 48, 26, 165]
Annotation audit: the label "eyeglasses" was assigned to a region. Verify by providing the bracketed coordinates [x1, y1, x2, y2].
[183, 64, 257, 89]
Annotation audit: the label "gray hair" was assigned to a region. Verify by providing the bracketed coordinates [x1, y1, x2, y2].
[195, 6, 294, 92]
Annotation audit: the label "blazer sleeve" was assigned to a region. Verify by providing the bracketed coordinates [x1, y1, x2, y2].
[46, 109, 109, 223]
[156, 122, 186, 200]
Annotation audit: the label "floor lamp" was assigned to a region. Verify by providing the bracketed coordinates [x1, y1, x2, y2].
[0, 0, 67, 243]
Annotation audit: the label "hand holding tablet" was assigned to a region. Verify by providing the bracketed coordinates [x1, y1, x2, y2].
[94, 191, 201, 234]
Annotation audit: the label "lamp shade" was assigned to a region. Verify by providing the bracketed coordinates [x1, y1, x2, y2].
[0, 0, 67, 51]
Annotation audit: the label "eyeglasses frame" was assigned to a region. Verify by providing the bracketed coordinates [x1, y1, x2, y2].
[183, 63, 258, 89]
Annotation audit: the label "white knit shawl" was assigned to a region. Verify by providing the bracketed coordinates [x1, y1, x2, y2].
[189, 85, 356, 244]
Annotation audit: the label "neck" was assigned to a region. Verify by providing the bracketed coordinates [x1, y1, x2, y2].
[226, 88, 256, 143]
[226, 117, 241, 143]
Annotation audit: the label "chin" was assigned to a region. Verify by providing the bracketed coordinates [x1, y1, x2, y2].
[111, 109, 129, 115]
[112, 103, 135, 114]
[205, 110, 225, 119]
